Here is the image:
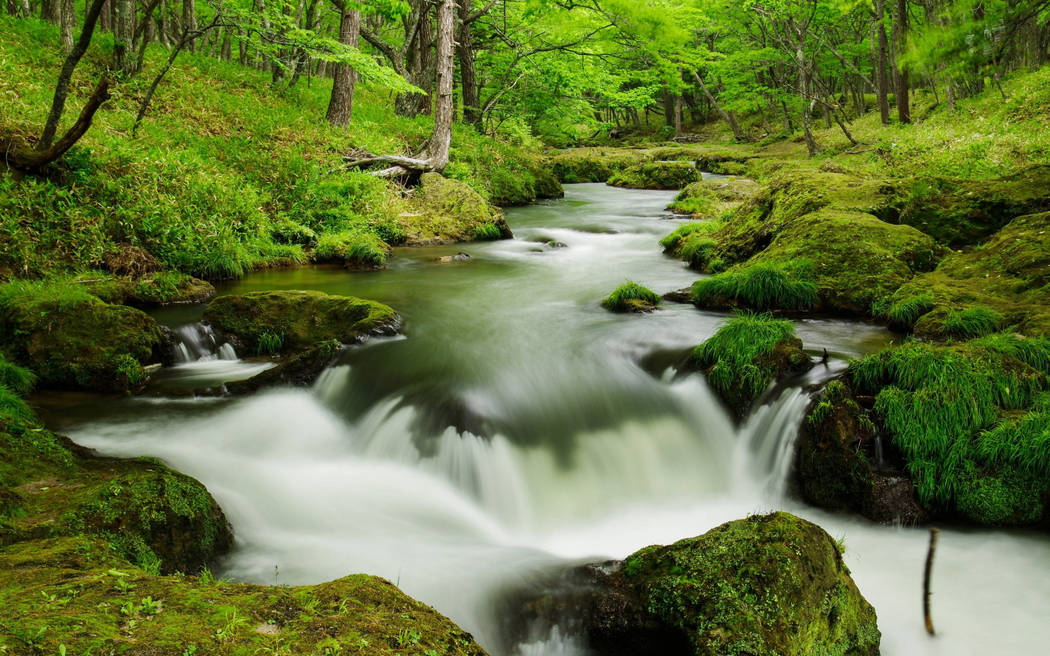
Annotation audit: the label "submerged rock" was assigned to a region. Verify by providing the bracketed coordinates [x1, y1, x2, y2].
[435, 252, 471, 262]
[202, 290, 399, 354]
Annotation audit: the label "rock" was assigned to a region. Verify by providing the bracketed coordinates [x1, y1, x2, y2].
[404, 173, 508, 245]
[435, 252, 471, 262]
[225, 340, 342, 395]
[532, 166, 565, 199]
[571, 512, 881, 654]
[0, 287, 163, 393]
[601, 282, 662, 313]
[0, 537, 489, 656]
[607, 162, 701, 190]
[795, 380, 927, 525]
[668, 178, 760, 218]
[547, 148, 650, 183]
[202, 290, 399, 354]
[693, 313, 812, 421]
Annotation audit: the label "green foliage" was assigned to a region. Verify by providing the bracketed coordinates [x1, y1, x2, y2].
[942, 306, 1005, 339]
[472, 223, 505, 241]
[0, 352, 37, 396]
[256, 332, 285, 356]
[659, 221, 719, 251]
[692, 260, 819, 311]
[601, 280, 661, 312]
[313, 232, 390, 268]
[878, 292, 935, 327]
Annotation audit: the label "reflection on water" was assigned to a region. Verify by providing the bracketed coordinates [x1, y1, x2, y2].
[45, 184, 1049, 656]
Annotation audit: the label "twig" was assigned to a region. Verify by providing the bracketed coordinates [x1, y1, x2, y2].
[924, 527, 940, 636]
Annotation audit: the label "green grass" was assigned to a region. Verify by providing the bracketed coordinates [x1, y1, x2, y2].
[255, 332, 285, 356]
[472, 223, 504, 241]
[693, 312, 798, 407]
[601, 280, 661, 311]
[659, 221, 720, 250]
[313, 232, 390, 268]
[691, 260, 819, 311]
[849, 335, 1050, 515]
[877, 292, 935, 327]
[942, 306, 1005, 339]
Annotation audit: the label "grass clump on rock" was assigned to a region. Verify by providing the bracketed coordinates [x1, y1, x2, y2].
[608, 161, 701, 190]
[692, 260, 819, 312]
[601, 281, 661, 313]
[693, 312, 811, 419]
[849, 334, 1050, 524]
[313, 231, 391, 269]
[621, 512, 880, 656]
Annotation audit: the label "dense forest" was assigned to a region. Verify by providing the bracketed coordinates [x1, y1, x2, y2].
[2, 0, 1050, 654]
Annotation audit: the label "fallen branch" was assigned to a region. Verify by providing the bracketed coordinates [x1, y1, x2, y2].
[342, 155, 435, 174]
[923, 527, 940, 636]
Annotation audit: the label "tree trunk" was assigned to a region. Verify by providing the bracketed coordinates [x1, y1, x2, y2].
[41, 0, 60, 24]
[12, 77, 111, 170]
[99, 0, 111, 30]
[60, 0, 75, 52]
[799, 50, 819, 156]
[457, 0, 480, 125]
[183, 0, 197, 52]
[325, 3, 360, 127]
[693, 71, 745, 141]
[426, 0, 454, 171]
[396, 0, 434, 117]
[674, 92, 684, 139]
[38, 0, 109, 150]
[895, 0, 911, 123]
[113, 0, 135, 75]
[876, 0, 890, 125]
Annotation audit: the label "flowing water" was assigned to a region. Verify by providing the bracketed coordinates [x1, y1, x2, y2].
[44, 184, 1050, 655]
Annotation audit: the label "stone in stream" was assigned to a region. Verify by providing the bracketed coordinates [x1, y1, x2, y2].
[225, 339, 343, 396]
[435, 252, 471, 262]
[509, 513, 880, 656]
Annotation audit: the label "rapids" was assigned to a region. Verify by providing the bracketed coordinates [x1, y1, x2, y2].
[51, 184, 1050, 656]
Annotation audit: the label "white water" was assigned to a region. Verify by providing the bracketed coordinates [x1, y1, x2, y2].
[61, 185, 1050, 656]
[161, 323, 273, 388]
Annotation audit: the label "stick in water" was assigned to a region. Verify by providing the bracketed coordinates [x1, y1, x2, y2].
[924, 527, 940, 635]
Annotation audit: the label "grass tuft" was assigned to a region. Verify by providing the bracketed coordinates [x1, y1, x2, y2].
[313, 232, 390, 268]
[942, 305, 1005, 339]
[691, 260, 818, 311]
[601, 281, 661, 312]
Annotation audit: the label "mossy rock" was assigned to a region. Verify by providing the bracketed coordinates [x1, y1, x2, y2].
[693, 313, 812, 421]
[620, 512, 881, 656]
[546, 148, 650, 183]
[796, 380, 926, 525]
[668, 178, 759, 218]
[202, 290, 399, 354]
[899, 165, 1050, 246]
[0, 537, 489, 656]
[85, 272, 216, 307]
[532, 166, 565, 199]
[403, 173, 509, 245]
[607, 162, 701, 190]
[0, 288, 163, 394]
[878, 211, 1050, 337]
[225, 339, 343, 395]
[0, 420, 233, 575]
[601, 281, 661, 313]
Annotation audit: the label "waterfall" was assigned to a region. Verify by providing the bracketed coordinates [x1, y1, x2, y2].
[172, 323, 238, 363]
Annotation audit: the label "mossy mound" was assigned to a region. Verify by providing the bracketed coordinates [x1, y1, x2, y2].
[0, 282, 163, 394]
[203, 290, 399, 354]
[660, 221, 722, 270]
[668, 177, 760, 218]
[0, 537, 488, 656]
[691, 260, 820, 312]
[607, 162, 701, 190]
[547, 148, 650, 183]
[601, 281, 661, 313]
[796, 380, 926, 525]
[878, 211, 1050, 337]
[531, 166, 565, 199]
[847, 335, 1050, 526]
[403, 173, 510, 245]
[84, 272, 216, 307]
[899, 165, 1050, 246]
[621, 512, 880, 656]
[0, 415, 233, 575]
[692, 313, 812, 420]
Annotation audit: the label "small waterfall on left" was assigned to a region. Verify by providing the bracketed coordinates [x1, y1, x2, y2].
[171, 323, 238, 363]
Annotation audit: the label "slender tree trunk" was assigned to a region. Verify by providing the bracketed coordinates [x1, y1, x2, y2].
[674, 92, 684, 139]
[113, 0, 135, 75]
[457, 0, 480, 125]
[99, 0, 111, 30]
[325, 2, 360, 127]
[38, 0, 109, 150]
[896, 0, 911, 123]
[799, 50, 819, 156]
[182, 0, 196, 52]
[42, 0, 60, 23]
[693, 71, 745, 141]
[60, 0, 75, 52]
[426, 0, 454, 171]
[876, 0, 891, 125]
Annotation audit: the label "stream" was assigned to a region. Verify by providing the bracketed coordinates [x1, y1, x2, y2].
[38, 184, 1050, 655]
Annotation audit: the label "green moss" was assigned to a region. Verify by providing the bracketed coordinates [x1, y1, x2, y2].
[0, 537, 488, 656]
[313, 231, 391, 269]
[607, 162, 701, 190]
[955, 463, 1047, 525]
[693, 312, 811, 419]
[404, 173, 507, 244]
[601, 281, 661, 312]
[692, 260, 819, 312]
[0, 280, 163, 393]
[621, 512, 880, 656]
[202, 290, 399, 353]
[547, 148, 650, 183]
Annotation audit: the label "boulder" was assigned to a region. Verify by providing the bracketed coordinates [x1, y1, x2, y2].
[225, 340, 342, 395]
[404, 173, 509, 245]
[607, 162, 701, 190]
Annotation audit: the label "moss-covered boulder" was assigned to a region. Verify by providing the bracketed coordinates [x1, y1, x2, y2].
[607, 162, 701, 190]
[0, 283, 164, 393]
[796, 380, 926, 525]
[312, 231, 392, 269]
[877, 211, 1050, 337]
[692, 313, 812, 421]
[660, 221, 723, 270]
[85, 272, 216, 307]
[620, 512, 880, 656]
[899, 165, 1050, 246]
[0, 537, 488, 656]
[532, 166, 565, 199]
[547, 148, 650, 183]
[403, 173, 510, 245]
[202, 290, 399, 355]
[669, 177, 761, 218]
[846, 335, 1050, 526]
[225, 340, 342, 395]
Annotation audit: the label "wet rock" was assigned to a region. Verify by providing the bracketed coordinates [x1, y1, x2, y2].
[601, 282, 661, 313]
[435, 252, 471, 262]
[202, 290, 399, 354]
[225, 340, 342, 395]
[661, 288, 693, 303]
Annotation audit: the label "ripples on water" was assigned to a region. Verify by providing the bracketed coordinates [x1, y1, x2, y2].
[54, 184, 1050, 656]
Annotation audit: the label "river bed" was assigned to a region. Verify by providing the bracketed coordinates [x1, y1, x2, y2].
[39, 184, 1050, 656]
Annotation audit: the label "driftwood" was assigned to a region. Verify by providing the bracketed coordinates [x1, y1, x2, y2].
[343, 154, 435, 172]
[923, 527, 940, 636]
[8, 76, 111, 171]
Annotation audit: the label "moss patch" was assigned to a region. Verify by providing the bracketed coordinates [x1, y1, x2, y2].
[608, 162, 701, 190]
[0, 537, 488, 656]
[313, 232, 392, 269]
[692, 312, 812, 420]
[621, 512, 880, 656]
[403, 173, 508, 245]
[84, 272, 216, 307]
[0, 281, 163, 393]
[202, 290, 399, 354]
[547, 148, 651, 183]
[669, 178, 760, 218]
